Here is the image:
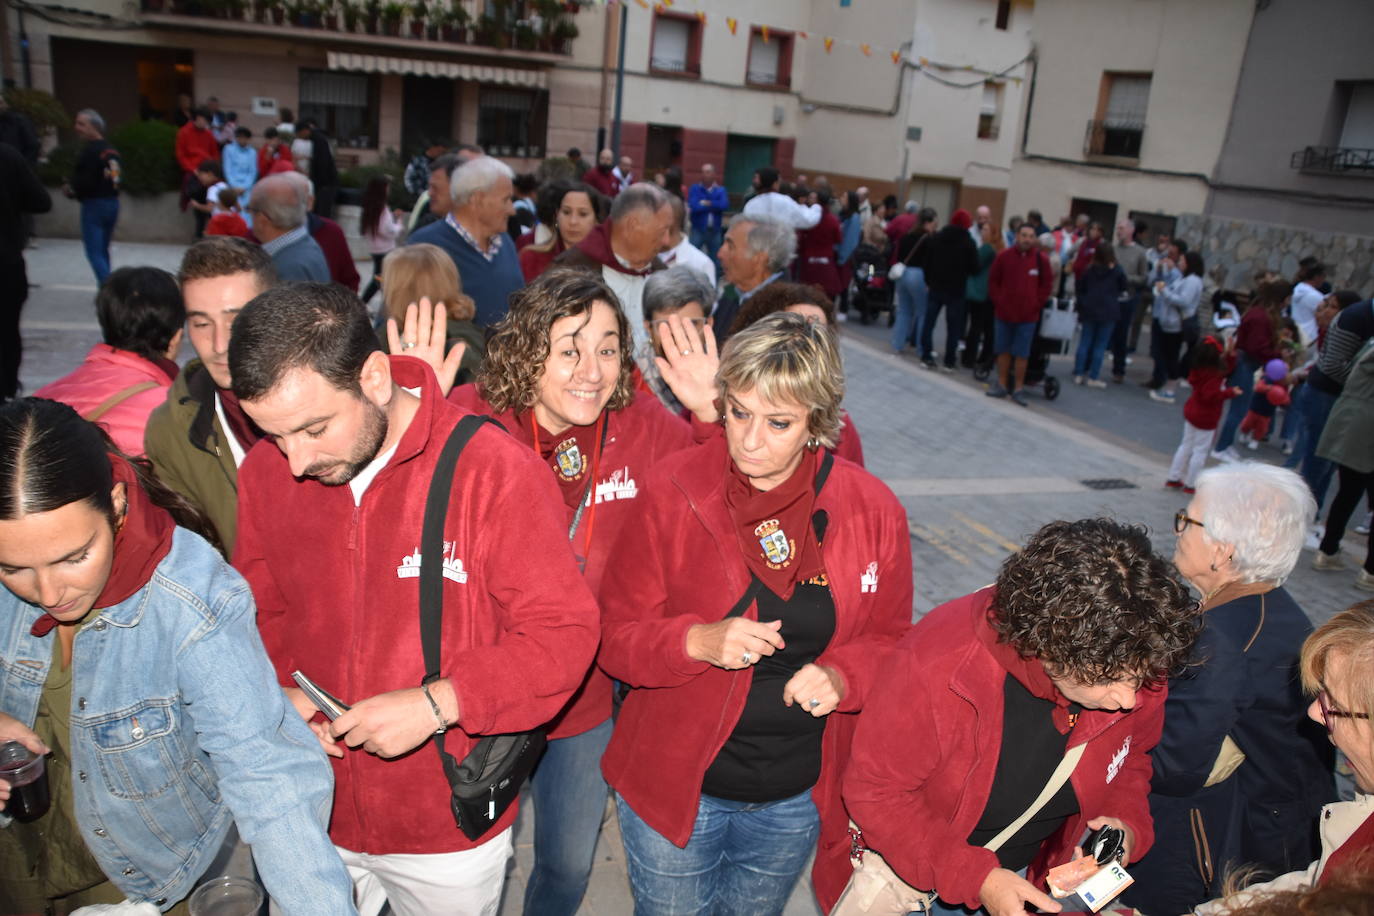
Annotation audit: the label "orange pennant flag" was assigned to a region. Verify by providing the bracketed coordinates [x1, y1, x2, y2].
[798, 31, 808, 39]
[761, 25, 769, 43]
[633, 0, 648, 7]
[891, 50, 901, 64]
[695, 10, 705, 23]
[860, 43, 871, 56]
[824, 36, 833, 53]
[726, 16, 737, 34]
[661, 0, 672, 5]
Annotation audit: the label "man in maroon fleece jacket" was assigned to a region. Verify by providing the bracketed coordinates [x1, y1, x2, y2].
[229, 283, 599, 915]
[987, 224, 1054, 405]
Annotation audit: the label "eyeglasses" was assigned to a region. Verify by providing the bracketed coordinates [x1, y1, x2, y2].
[1174, 511, 1205, 534]
[1317, 687, 1369, 733]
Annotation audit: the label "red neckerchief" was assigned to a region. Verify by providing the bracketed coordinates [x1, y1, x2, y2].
[978, 604, 1081, 734]
[151, 356, 180, 383]
[526, 410, 607, 568]
[216, 387, 264, 453]
[573, 221, 657, 277]
[723, 446, 825, 601]
[1320, 810, 1374, 883]
[30, 456, 174, 637]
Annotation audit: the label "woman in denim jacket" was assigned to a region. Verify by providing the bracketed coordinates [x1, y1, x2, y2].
[0, 398, 354, 914]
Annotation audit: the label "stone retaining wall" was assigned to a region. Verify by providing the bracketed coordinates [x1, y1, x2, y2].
[1177, 212, 1374, 295]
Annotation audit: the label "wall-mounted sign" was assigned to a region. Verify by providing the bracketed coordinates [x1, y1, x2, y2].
[251, 97, 278, 117]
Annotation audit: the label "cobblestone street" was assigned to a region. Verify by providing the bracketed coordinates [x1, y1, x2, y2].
[17, 239, 1370, 915]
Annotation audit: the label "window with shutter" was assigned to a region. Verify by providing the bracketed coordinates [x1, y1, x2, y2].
[298, 70, 378, 148]
[745, 27, 792, 88]
[652, 18, 691, 72]
[1087, 73, 1150, 158]
[978, 82, 1001, 140]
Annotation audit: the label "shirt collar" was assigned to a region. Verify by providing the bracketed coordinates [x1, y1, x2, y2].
[261, 224, 309, 256]
[446, 213, 502, 261]
[740, 272, 784, 302]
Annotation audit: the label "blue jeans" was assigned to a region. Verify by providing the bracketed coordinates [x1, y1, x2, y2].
[920, 288, 966, 366]
[1073, 319, 1116, 379]
[524, 717, 614, 916]
[890, 267, 927, 352]
[616, 789, 819, 916]
[80, 196, 119, 285]
[1291, 384, 1338, 512]
[1214, 354, 1259, 453]
[690, 225, 722, 274]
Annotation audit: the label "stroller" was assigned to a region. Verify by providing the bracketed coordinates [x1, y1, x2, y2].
[972, 297, 1071, 401]
[846, 243, 892, 326]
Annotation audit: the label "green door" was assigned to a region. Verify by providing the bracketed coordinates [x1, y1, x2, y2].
[724, 134, 777, 208]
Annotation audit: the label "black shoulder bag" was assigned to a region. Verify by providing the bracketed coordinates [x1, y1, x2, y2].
[420, 414, 548, 842]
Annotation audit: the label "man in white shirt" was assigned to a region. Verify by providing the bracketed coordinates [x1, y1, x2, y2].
[613, 154, 635, 187]
[741, 166, 821, 230]
[1291, 263, 1327, 344]
[661, 194, 716, 286]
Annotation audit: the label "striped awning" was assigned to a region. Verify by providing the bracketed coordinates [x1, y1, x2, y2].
[326, 52, 548, 88]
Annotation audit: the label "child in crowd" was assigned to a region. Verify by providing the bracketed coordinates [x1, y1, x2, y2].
[187, 159, 225, 239]
[205, 187, 250, 239]
[1237, 358, 1291, 450]
[1167, 335, 1241, 493]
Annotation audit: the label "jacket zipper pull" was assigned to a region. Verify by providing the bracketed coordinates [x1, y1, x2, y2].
[488, 786, 496, 822]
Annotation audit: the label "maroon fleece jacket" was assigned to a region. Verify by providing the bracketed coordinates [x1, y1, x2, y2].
[234, 357, 599, 854]
[447, 384, 694, 739]
[843, 589, 1164, 910]
[598, 435, 913, 911]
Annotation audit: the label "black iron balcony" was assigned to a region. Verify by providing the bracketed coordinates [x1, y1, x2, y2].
[1084, 119, 1144, 159]
[1290, 146, 1374, 174]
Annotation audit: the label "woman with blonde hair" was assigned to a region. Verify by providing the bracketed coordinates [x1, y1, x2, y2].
[379, 242, 484, 385]
[1195, 599, 1374, 914]
[600, 312, 913, 914]
[447, 266, 692, 916]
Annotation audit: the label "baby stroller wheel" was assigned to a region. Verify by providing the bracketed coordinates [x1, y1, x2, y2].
[1044, 376, 1061, 401]
[973, 365, 991, 382]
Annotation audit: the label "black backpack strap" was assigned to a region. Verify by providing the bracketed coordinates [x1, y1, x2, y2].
[723, 450, 835, 620]
[420, 415, 500, 685]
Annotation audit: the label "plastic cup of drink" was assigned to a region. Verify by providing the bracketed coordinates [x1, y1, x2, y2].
[0, 740, 50, 821]
[188, 876, 264, 916]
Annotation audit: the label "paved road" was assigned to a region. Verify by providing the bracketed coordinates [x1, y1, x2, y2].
[16, 240, 1370, 915]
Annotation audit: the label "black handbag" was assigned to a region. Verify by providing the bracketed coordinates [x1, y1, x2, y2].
[420, 414, 547, 842]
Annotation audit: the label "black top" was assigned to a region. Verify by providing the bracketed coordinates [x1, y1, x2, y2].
[310, 132, 339, 186]
[702, 578, 836, 803]
[967, 674, 1081, 871]
[71, 139, 120, 200]
[923, 224, 981, 295]
[0, 143, 51, 261]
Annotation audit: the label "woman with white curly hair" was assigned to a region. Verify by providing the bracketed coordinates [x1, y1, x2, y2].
[1125, 462, 1337, 915]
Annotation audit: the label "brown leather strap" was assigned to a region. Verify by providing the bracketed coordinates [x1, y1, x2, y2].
[83, 381, 160, 422]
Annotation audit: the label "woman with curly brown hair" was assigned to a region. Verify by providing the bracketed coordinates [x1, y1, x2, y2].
[446, 265, 692, 916]
[840, 518, 1198, 916]
[600, 313, 913, 915]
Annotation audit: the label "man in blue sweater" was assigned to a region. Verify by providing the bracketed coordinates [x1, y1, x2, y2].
[687, 163, 728, 276]
[407, 156, 521, 328]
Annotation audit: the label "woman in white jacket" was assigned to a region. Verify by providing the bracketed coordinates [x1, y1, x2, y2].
[1150, 250, 1205, 404]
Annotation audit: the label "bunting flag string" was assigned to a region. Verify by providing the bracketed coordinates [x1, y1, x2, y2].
[591, 0, 1028, 86]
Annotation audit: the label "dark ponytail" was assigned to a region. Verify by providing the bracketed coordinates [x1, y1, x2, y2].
[0, 398, 224, 555]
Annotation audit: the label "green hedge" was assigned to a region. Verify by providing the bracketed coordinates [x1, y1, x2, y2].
[110, 120, 181, 196]
[37, 139, 82, 188]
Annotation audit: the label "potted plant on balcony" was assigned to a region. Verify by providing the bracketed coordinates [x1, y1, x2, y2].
[439, 1, 468, 41]
[426, 7, 441, 39]
[341, 0, 359, 30]
[362, 0, 379, 31]
[472, 12, 499, 46]
[513, 20, 536, 50]
[321, 0, 339, 30]
[551, 15, 577, 54]
[381, 0, 404, 35]
[408, 0, 426, 37]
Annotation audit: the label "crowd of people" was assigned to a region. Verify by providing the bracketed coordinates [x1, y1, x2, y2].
[0, 131, 1372, 916]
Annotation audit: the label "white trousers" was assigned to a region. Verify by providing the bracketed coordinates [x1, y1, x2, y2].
[336, 828, 513, 916]
[1168, 421, 1216, 487]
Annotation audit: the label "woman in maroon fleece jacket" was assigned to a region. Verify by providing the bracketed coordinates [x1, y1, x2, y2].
[448, 267, 693, 916]
[599, 312, 913, 915]
[841, 519, 1198, 916]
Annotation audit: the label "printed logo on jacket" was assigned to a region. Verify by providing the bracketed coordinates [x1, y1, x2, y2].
[554, 439, 584, 481]
[395, 541, 468, 584]
[593, 466, 638, 504]
[755, 518, 793, 569]
[1106, 735, 1131, 784]
[860, 561, 879, 594]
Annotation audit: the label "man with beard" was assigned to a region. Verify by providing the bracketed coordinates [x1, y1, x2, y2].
[228, 283, 599, 915]
[581, 148, 622, 198]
